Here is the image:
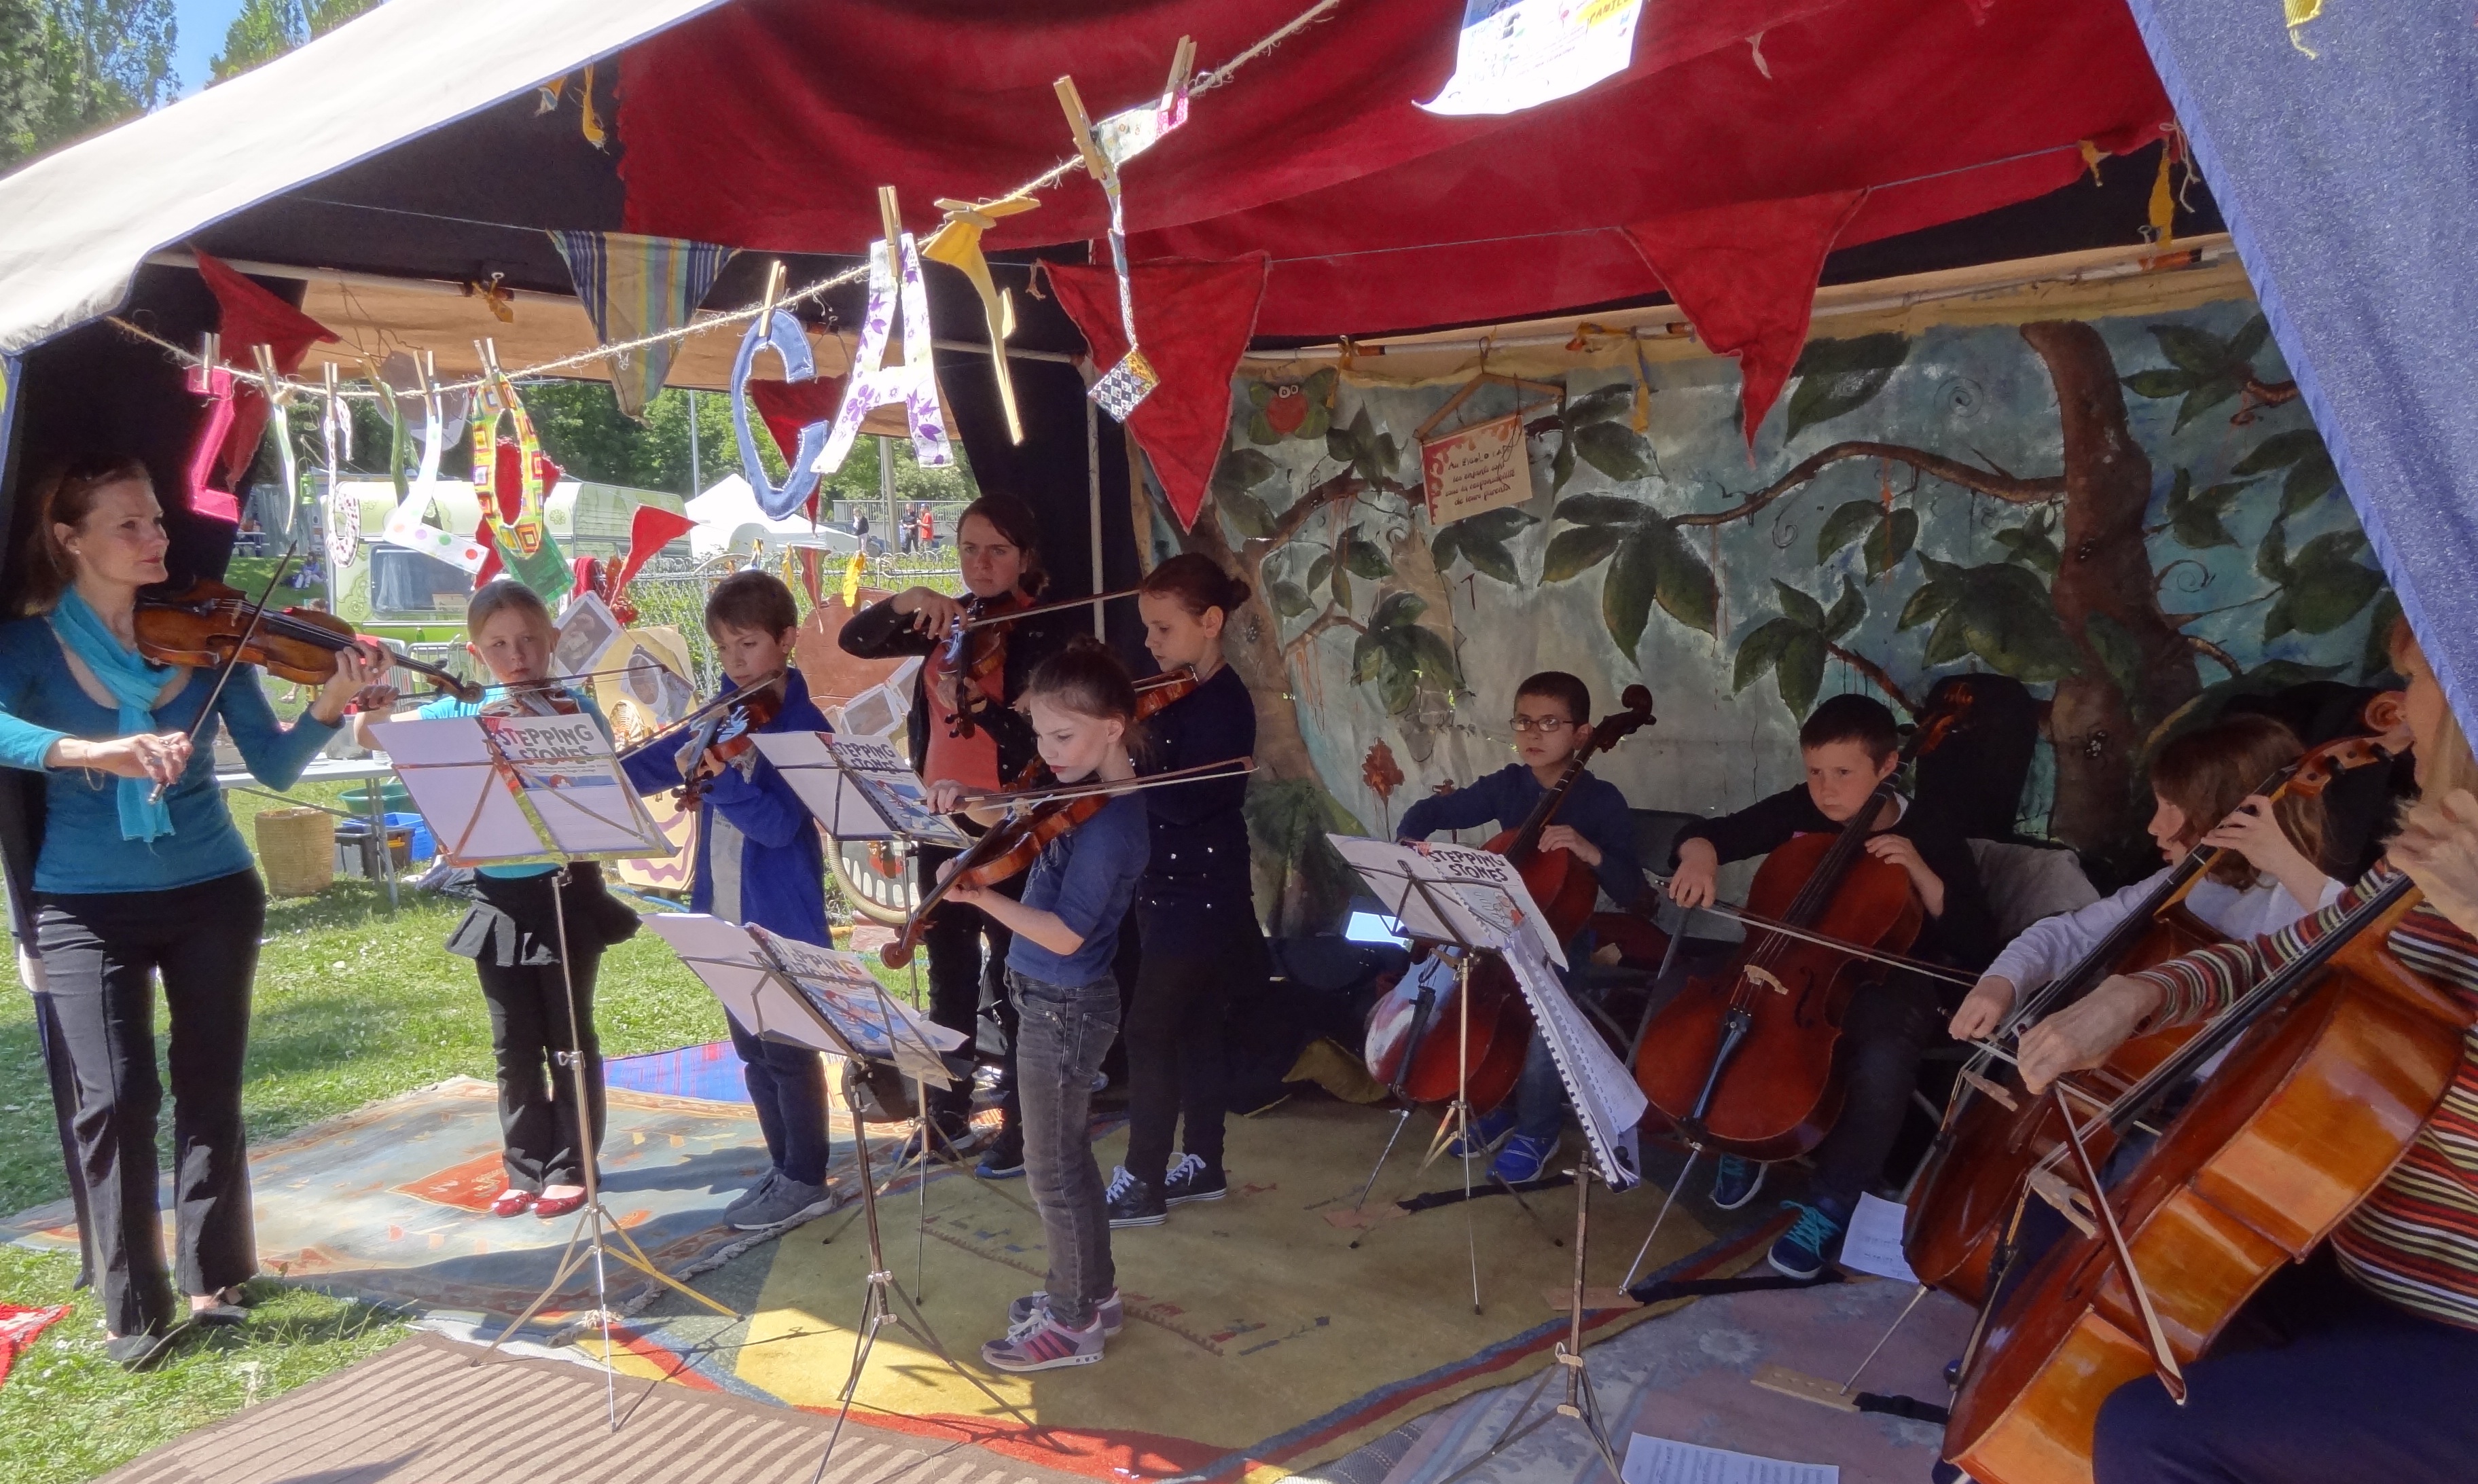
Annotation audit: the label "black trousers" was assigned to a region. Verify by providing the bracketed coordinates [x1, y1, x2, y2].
[1807, 971, 1943, 1212]
[475, 949, 607, 1191]
[1124, 900, 1267, 1187]
[36, 870, 267, 1338]
[914, 844, 1019, 1129]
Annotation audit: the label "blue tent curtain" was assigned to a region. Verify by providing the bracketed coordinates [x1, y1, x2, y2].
[2123, 0, 2478, 729]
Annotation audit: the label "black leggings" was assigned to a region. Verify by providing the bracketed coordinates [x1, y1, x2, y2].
[36, 871, 267, 1338]
[915, 844, 1020, 1127]
[1124, 901, 1268, 1187]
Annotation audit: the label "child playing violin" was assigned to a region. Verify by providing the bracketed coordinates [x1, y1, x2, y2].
[1664, 692, 1995, 1278]
[620, 571, 840, 1231]
[929, 638, 1150, 1371]
[1105, 555, 1265, 1229]
[1395, 671, 1649, 1184]
[353, 580, 640, 1220]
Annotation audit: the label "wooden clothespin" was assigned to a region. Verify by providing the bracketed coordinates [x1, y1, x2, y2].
[1164, 34, 1197, 107]
[757, 259, 787, 325]
[415, 349, 438, 409]
[1054, 77, 1114, 189]
[474, 338, 503, 382]
[323, 360, 342, 400]
[878, 186, 906, 275]
[251, 344, 289, 407]
[198, 331, 221, 374]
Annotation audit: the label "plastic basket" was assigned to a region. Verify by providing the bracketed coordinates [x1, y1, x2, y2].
[255, 808, 335, 897]
[386, 811, 435, 863]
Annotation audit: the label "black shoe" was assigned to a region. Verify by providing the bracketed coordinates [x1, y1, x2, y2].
[1161, 1152, 1227, 1206]
[106, 1324, 187, 1371]
[1709, 1155, 1765, 1212]
[975, 1130, 1026, 1180]
[1105, 1166, 1166, 1227]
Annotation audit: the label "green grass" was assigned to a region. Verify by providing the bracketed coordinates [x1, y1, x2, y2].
[0, 779, 732, 1482]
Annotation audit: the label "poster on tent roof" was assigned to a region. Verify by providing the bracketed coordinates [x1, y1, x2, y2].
[1418, 0, 1645, 117]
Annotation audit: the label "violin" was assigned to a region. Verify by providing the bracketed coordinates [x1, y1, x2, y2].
[672, 675, 785, 809]
[1943, 871, 2462, 1484]
[135, 579, 482, 704]
[1361, 685, 1656, 1112]
[1632, 782, 1927, 1160]
[1905, 705, 2411, 1305]
[478, 681, 583, 718]
[936, 590, 1022, 740]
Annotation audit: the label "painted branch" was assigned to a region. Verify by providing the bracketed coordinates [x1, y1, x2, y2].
[1672, 440, 2066, 530]
[1826, 642, 1918, 716]
[2188, 634, 2243, 678]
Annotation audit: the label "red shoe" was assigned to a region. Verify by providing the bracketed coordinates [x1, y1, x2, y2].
[533, 1191, 588, 1219]
[489, 1189, 535, 1218]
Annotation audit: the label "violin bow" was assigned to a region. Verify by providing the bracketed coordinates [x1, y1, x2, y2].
[151, 535, 302, 805]
[2053, 1088, 2187, 1402]
[1636, 874, 1980, 988]
[952, 757, 1257, 810]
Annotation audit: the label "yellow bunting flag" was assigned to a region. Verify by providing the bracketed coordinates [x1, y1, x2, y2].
[2148, 145, 2177, 249]
[841, 551, 865, 611]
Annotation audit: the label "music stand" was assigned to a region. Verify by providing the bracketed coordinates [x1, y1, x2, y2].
[1327, 837, 1573, 1312]
[374, 711, 740, 1421]
[644, 914, 1031, 1470]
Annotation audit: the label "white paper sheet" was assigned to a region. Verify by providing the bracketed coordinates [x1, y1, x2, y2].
[1621, 1434, 1837, 1484]
[1420, 0, 1647, 118]
[374, 714, 668, 865]
[1498, 929, 1647, 1188]
[753, 732, 969, 846]
[1838, 1193, 1920, 1284]
[1325, 835, 1566, 969]
[645, 914, 965, 1089]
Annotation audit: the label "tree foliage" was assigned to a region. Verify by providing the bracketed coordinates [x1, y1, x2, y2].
[0, 0, 176, 169]
[209, 0, 375, 83]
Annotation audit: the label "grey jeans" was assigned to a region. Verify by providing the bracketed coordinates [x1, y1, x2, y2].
[1007, 967, 1120, 1330]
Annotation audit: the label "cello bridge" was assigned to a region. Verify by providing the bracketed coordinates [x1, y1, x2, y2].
[1960, 1068, 2019, 1112]
[2027, 1167, 2098, 1237]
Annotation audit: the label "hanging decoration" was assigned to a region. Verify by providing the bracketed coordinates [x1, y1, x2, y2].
[469, 346, 571, 601]
[548, 230, 736, 420]
[190, 250, 337, 502]
[319, 362, 359, 576]
[183, 333, 242, 524]
[1418, 0, 1648, 117]
[247, 345, 307, 549]
[922, 192, 1041, 443]
[840, 550, 867, 610]
[376, 351, 490, 575]
[811, 189, 954, 482]
[730, 262, 836, 520]
[1053, 49, 1196, 422]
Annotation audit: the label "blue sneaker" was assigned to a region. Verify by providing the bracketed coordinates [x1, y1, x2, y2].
[1446, 1106, 1517, 1161]
[1709, 1155, 1765, 1211]
[1492, 1132, 1560, 1184]
[1769, 1199, 1848, 1280]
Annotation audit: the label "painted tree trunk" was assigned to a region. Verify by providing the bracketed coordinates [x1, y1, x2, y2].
[1169, 494, 1321, 784]
[2022, 319, 2200, 854]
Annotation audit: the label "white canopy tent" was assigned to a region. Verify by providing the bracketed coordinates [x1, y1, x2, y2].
[685, 473, 867, 562]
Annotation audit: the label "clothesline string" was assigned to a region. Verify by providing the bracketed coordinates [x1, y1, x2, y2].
[104, 0, 1345, 408]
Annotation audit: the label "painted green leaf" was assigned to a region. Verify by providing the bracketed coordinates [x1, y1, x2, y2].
[1783, 331, 1910, 441]
[1373, 431, 1402, 477]
[2256, 520, 2292, 585]
[1990, 521, 2060, 577]
[2363, 590, 2405, 676]
[1955, 565, 2081, 682]
[1296, 400, 1332, 441]
[1733, 617, 1799, 693]
[1554, 493, 1647, 526]
[2283, 532, 2384, 633]
[1345, 530, 1393, 579]
[1351, 631, 1386, 683]
[2149, 323, 2229, 376]
[1924, 604, 1972, 666]
[1775, 628, 1829, 715]
[1823, 575, 1866, 640]
[1865, 506, 1919, 578]
[1326, 424, 1358, 465]
[1459, 507, 1539, 543]
[1772, 579, 1827, 632]
[2227, 315, 2270, 366]
[1378, 657, 1420, 716]
[2083, 612, 2147, 718]
[1304, 367, 1340, 403]
[1404, 623, 1463, 688]
[1460, 535, 1521, 585]
[1573, 421, 1657, 482]
[1550, 433, 1577, 494]
[2281, 448, 2338, 514]
[1916, 553, 1967, 587]
[1429, 526, 1460, 573]
[2262, 593, 2297, 643]
[1645, 518, 1719, 636]
[1601, 527, 1662, 659]
[1332, 567, 1353, 610]
[1816, 500, 1882, 563]
[1541, 522, 1628, 581]
[1248, 410, 1281, 446]
[1564, 384, 1636, 428]
[1211, 446, 1280, 499]
[1304, 550, 1334, 594]
[2121, 367, 2197, 401]
[1899, 580, 1958, 631]
[2173, 371, 2248, 431]
[1248, 381, 1273, 408]
[1370, 590, 1427, 632]
[2164, 469, 2248, 551]
[1219, 489, 1276, 539]
[1270, 579, 1313, 618]
[2231, 428, 2322, 475]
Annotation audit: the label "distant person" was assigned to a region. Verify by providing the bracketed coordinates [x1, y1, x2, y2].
[917, 503, 935, 553]
[852, 509, 870, 544]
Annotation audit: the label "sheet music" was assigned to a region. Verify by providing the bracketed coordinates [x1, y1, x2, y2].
[1325, 835, 1566, 969]
[753, 732, 971, 847]
[1497, 930, 1647, 1189]
[374, 714, 668, 865]
[1839, 1193, 1920, 1284]
[644, 915, 964, 1089]
[1621, 1434, 1837, 1484]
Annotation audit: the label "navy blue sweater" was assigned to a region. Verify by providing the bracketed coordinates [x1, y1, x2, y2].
[1396, 762, 1648, 909]
[621, 669, 830, 946]
[1135, 663, 1255, 916]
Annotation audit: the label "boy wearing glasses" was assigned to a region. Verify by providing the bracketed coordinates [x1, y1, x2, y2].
[1394, 671, 1647, 1182]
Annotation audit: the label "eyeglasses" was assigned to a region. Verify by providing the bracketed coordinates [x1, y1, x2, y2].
[1509, 715, 1578, 734]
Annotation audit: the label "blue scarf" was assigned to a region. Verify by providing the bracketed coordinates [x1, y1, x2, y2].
[48, 588, 178, 841]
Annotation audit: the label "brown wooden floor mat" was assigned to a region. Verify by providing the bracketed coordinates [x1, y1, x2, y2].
[96, 1331, 1095, 1484]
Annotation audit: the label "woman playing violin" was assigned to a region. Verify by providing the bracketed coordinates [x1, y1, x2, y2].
[1101, 555, 1265, 1228]
[838, 492, 1077, 1170]
[0, 456, 383, 1369]
[2017, 620, 2478, 1484]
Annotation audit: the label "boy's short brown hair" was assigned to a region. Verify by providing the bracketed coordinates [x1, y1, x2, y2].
[706, 570, 800, 638]
[1515, 671, 1592, 727]
[1798, 693, 1901, 763]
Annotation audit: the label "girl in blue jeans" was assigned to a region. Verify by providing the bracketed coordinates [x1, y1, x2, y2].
[933, 638, 1149, 1371]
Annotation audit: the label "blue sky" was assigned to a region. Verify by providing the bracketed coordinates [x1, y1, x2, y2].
[170, 0, 253, 95]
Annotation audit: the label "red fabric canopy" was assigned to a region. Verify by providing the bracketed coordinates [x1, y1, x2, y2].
[618, 0, 2170, 340]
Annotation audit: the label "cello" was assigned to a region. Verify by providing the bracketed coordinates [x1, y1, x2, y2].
[1942, 869, 2466, 1484]
[1362, 685, 1656, 1110]
[1905, 711, 2409, 1304]
[1631, 784, 1927, 1160]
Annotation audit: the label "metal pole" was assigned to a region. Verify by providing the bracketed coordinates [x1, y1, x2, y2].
[687, 388, 702, 496]
[878, 436, 897, 558]
[1087, 398, 1105, 638]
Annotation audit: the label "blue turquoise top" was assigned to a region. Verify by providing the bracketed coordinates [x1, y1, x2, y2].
[416, 686, 611, 879]
[0, 615, 341, 894]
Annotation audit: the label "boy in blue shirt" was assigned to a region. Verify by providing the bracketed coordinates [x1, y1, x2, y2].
[621, 572, 840, 1231]
[1395, 670, 1647, 1184]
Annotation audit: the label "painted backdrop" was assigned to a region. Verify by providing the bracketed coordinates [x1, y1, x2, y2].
[1160, 297, 2394, 928]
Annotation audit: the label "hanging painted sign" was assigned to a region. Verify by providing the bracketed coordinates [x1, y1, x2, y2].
[183, 361, 243, 524]
[1418, 0, 1647, 118]
[1418, 410, 1534, 524]
[470, 369, 571, 601]
[732, 307, 831, 520]
[321, 367, 360, 573]
[376, 359, 490, 575]
[812, 231, 954, 479]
